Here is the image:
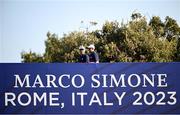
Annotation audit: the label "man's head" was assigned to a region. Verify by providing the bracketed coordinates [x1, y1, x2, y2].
[79, 45, 85, 54]
[88, 44, 95, 53]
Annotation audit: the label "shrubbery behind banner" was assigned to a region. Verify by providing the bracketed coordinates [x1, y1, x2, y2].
[0, 63, 180, 114]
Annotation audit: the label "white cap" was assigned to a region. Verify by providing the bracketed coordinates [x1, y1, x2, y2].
[79, 45, 85, 50]
[88, 44, 95, 49]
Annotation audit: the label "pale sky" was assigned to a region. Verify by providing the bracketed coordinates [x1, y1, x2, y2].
[0, 0, 180, 62]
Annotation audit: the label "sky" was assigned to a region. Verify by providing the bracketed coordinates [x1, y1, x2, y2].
[0, 0, 180, 62]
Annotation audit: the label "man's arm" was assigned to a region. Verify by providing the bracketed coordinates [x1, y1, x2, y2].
[86, 55, 90, 63]
[94, 52, 99, 63]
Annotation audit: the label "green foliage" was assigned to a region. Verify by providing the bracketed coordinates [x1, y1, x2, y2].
[164, 16, 180, 41]
[43, 32, 99, 62]
[149, 16, 164, 37]
[21, 51, 44, 63]
[21, 13, 180, 62]
[176, 38, 180, 61]
[123, 18, 177, 62]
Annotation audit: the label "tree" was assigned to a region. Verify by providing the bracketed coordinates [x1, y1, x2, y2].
[43, 31, 99, 62]
[149, 16, 164, 38]
[164, 16, 180, 41]
[21, 13, 180, 62]
[21, 51, 44, 63]
[131, 12, 142, 21]
[176, 37, 180, 61]
[123, 17, 177, 62]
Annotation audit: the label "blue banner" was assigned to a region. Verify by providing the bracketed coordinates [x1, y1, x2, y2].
[0, 63, 180, 114]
